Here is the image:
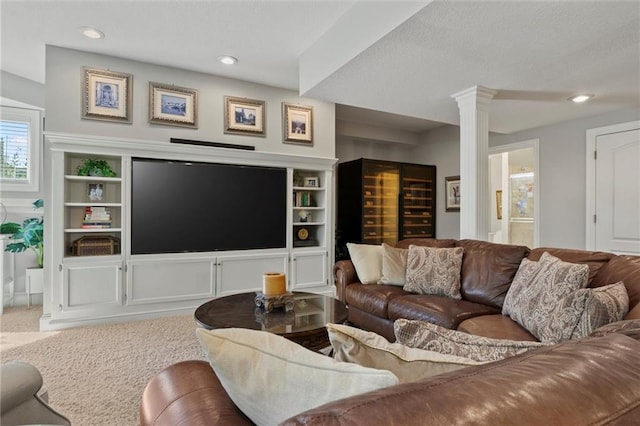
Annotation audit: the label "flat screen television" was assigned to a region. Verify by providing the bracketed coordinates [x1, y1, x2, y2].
[131, 158, 287, 254]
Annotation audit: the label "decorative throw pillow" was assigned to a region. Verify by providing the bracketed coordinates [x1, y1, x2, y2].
[196, 328, 398, 426]
[567, 282, 629, 340]
[403, 245, 464, 299]
[327, 323, 482, 383]
[378, 243, 408, 286]
[347, 243, 383, 284]
[502, 252, 590, 343]
[393, 319, 547, 362]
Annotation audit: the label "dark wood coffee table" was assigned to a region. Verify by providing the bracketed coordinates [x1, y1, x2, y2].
[194, 291, 348, 351]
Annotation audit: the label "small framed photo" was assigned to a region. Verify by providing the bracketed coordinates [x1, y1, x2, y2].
[149, 82, 198, 128]
[224, 96, 265, 136]
[82, 67, 132, 123]
[282, 103, 313, 145]
[87, 183, 105, 202]
[445, 176, 461, 212]
[496, 190, 503, 220]
[303, 177, 319, 188]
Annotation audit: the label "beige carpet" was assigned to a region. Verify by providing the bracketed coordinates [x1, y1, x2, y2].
[1, 306, 205, 425]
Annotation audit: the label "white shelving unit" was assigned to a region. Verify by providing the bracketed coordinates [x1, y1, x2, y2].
[44, 132, 336, 330]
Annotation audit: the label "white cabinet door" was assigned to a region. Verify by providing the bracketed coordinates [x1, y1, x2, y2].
[127, 256, 215, 304]
[60, 258, 122, 314]
[291, 250, 328, 291]
[217, 252, 289, 297]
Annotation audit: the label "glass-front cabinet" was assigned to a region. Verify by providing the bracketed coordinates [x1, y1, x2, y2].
[362, 162, 400, 245]
[400, 164, 436, 239]
[337, 158, 436, 259]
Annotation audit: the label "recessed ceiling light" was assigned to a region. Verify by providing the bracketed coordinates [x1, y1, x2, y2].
[568, 94, 594, 103]
[217, 55, 238, 65]
[81, 27, 105, 39]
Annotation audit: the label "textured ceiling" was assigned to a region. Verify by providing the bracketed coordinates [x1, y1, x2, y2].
[1, 1, 639, 135]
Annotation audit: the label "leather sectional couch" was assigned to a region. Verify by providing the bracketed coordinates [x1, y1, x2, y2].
[335, 238, 640, 342]
[140, 321, 640, 425]
[139, 239, 640, 425]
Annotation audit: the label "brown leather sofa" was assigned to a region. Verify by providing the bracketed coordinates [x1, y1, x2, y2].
[139, 240, 640, 425]
[140, 321, 640, 425]
[334, 238, 640, 342]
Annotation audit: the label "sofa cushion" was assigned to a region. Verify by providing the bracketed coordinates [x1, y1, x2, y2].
[591, 255, 640, 314]
[557, 281, 630, 340]
[395, 238, 457, 249]
[456, 239, 530, 309]
[394, 319, 547, 362]
[503, 252, 589, 343]
[196, 327, 399, 426]
[346, 283, 409, 318]
[327, 323, 482, 383]
[590, 319, 640, 340]
[378, 243, 408, 286]
[528, 247, 614, 286]
[404, 246, 464, 299]
[347, 243, 383, 284]
[387, 294, 500, 329]
[456, 314, 538, 341]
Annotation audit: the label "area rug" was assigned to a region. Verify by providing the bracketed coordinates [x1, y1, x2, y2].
[1, 307, 205, 425]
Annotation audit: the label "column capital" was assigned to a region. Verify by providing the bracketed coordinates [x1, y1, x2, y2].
[451, 86, 497, 107]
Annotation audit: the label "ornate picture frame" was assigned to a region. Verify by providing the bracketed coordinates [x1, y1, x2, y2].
[148, 82, 198, 128]
[445, 175, 461, 212]
[82, 67, 132, 123]
[224, 96, 266, 136]
[282, 103, 313, 145]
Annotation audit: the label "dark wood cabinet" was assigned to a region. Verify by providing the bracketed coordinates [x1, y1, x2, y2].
[336, 159, 436, 258]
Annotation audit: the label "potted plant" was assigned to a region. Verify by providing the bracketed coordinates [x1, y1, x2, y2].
[1, 199, 44, 300]
[75, 158, 116, 177]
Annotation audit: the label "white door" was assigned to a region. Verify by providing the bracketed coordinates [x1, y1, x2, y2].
[594, 129, 640, 255]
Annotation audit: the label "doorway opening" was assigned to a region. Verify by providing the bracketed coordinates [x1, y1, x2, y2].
[488, 140, 539, 248]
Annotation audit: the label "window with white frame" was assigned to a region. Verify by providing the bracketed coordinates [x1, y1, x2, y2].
[0, 106, 41, 192]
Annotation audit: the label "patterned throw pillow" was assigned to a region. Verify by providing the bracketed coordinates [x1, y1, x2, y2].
[378, 243, 408, 286]
[567, 282, 630, 339]
[327, 323, 482, 383]
[502, 252, 589, 343]
[394, 319, 547, 362]
[403, 245, 464, 299]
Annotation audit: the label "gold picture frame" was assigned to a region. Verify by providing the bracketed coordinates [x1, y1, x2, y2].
[82, 67, 132, 123]
[224, 96, 265, 136]
[445, 176, 460, 212]
[282, 103, 313, 145]
[496, 190, 503, 220]
[148, 82, 198, 128]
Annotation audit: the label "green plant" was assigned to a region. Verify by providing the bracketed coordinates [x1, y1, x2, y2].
[75, 158, 116, 177]
[0, 199, 44, 267]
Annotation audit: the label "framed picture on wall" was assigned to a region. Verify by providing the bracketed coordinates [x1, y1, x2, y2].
[282, 103, 313, 145]
[82, 67, 133, 123]
[445, 175, 460, 212]
[148, 82, 198, 128]
[224, 96, 265, 136]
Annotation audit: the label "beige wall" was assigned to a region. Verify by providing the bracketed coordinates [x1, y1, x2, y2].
[410, 108, 640, 248]
[45, 46, 336, 159]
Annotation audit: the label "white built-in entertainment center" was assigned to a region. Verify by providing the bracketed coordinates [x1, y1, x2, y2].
[42, 132, 335, 330]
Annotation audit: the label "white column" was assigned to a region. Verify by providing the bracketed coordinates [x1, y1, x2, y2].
[451, 86, 496, 240]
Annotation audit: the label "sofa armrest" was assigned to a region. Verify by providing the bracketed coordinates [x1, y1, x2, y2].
[1, 361, 70, 426]
[140, 360, 253, 426]
[333, 260, 358, 302]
